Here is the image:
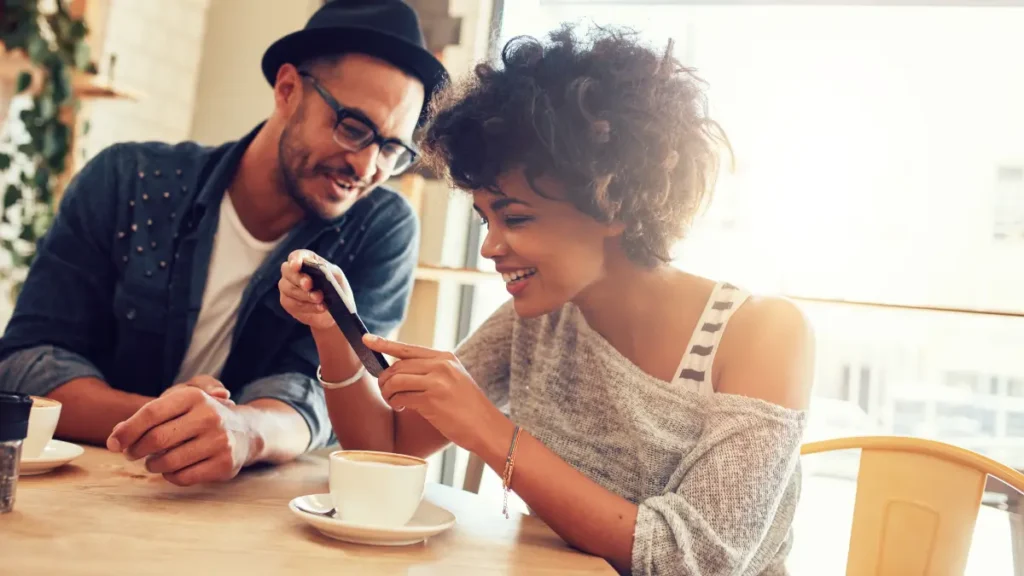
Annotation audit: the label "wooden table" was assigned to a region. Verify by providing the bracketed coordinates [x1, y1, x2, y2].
[0, 447, 616, 575]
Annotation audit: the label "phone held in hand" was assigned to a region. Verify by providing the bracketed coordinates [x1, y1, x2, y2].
[300, 257, 390, 377]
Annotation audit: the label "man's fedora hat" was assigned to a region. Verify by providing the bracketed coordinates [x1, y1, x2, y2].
[261, 1, 448, 111]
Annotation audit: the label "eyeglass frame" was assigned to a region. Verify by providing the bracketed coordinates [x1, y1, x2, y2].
[298, 71, 419, 175]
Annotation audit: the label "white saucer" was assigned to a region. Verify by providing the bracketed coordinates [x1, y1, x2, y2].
[289, 493, 456, 546]
[19, 439, 85, 476]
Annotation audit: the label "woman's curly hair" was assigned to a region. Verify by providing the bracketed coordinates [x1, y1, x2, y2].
[419, 24, 730, 267]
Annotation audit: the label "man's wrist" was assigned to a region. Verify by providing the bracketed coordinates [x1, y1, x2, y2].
[229, 403, 269, 466]
[230, 398, 312, 466]
[47, 377, 154, 446]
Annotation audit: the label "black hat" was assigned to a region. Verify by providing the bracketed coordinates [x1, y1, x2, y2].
[261, 0, 448, 112]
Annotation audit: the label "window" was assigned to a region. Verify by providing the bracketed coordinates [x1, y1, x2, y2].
[492, 3, 1024, 311]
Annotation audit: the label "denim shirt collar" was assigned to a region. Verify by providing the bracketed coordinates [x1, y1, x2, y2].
[182, 122, 350, 353]
[192, 121, 351, 225]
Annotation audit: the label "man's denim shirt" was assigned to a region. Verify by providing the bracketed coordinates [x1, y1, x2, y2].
[0, 124, 419, 449]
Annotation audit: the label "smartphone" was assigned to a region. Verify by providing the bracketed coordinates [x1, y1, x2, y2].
[299, 257, 389, 377]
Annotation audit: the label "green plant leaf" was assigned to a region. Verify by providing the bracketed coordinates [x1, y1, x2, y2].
[71, 20, 89, 41]
[10, 281, 24, 305]
[33, 166, 51, 190]
[10, 250, 26, 270]
[43, 125, 68, 163]
[5, 185, 22, 207]
[37, 96, 56, 121]
[32, 211, 53, 238]
[52, 151, 68, 175]
[74, 42, 91, 70]
[2, 3, 92, 275]
[18, 220, 35, 241]
[15, 71, 33, 93]
[52, 69, 72, 103]
[27, 36, 48, 62]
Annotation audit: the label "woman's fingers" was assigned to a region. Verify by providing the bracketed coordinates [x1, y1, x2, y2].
[384, 390, 428, 413]
[375, 357, 436, 385]
[283, 250, 323, 292]
[280, 277, 322, 304]
[278, 277, 325, 317]
[379, 373, 430, 404]
[363, 334, 445, 360]
[280, 255, 307, 288]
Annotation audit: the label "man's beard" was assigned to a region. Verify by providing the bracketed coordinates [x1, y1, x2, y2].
[278, 123, 330, 222]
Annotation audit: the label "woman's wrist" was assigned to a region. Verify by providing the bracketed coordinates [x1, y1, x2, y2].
[310, 325, 362, 382]
[475, 409, 518, 470]
[310, 324, 343, 344]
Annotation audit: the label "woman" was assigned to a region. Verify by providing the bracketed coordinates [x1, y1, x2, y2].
[279, 25, 813, 576]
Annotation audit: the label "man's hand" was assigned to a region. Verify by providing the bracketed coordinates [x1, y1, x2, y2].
[106, 386, 259, 486]
[162, 374, 234, 406]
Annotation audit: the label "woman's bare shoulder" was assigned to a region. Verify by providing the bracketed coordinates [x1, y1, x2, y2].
[715, 292, 816, 410]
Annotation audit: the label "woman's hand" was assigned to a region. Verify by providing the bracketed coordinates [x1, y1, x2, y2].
[278, 249, 355, 330]
[363, 334, 508, 454]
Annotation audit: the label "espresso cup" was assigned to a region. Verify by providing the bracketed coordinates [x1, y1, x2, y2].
[329, 450, 427, 527]
[22, 396, 61, 459]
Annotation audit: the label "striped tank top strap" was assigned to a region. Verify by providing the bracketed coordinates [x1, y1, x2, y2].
[673, 282, 751, 395]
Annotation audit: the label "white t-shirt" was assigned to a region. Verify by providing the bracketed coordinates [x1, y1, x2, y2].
[174, 191, 284, 383]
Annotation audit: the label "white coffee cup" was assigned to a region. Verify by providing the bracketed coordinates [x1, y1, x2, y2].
[22, 396, 61, 459]
[329, 450, 427, 527]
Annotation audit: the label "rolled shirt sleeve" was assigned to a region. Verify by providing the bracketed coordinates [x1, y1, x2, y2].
[233, 372, 332, 450]
[0, 345, 106, 397]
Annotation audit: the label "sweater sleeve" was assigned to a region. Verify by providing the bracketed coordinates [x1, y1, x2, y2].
[455, 300, 517, 413]
[632, 393, 807, 576]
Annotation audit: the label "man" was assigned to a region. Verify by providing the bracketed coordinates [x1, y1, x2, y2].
[0, 0, 446, 486]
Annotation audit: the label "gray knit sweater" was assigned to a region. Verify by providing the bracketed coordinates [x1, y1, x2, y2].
[456, 289, 807, 576]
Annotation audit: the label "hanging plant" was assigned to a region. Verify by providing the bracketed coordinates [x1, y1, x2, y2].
[0, 0, 96, 294]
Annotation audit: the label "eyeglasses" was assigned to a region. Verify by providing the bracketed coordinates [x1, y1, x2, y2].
[299, 72, 418, 175]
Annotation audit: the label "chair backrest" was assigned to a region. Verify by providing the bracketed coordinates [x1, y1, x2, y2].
[801, 436, 1024, 576]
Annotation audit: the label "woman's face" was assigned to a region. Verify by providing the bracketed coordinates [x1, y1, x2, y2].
[473, 169, 624, 318]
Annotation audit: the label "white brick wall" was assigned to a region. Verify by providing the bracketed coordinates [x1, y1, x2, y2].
[81, 0, 211, 160]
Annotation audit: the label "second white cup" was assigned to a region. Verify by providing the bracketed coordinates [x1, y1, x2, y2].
[329, 450, 427, 527]
[22, 396, 61, 459]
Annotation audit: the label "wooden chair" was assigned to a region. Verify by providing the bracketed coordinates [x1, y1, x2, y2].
[801, 436, 1024, 575]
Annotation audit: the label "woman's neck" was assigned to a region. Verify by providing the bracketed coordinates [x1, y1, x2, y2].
[572, 254, 690, 364]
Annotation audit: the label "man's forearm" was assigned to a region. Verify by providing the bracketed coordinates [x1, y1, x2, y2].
[236, 399, 312, 465]
[47, 377, 153, 446]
